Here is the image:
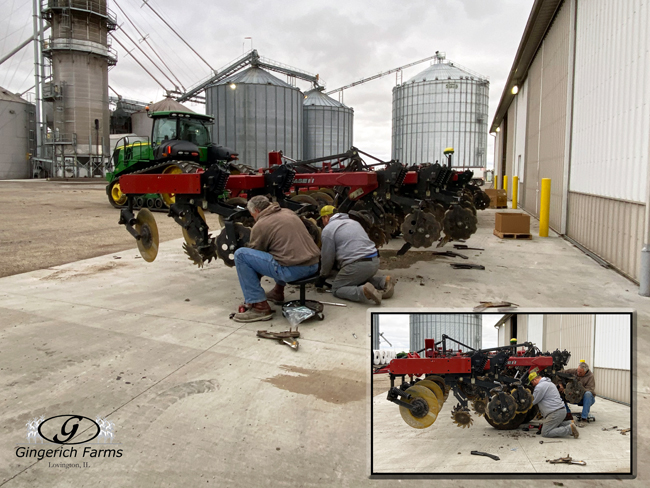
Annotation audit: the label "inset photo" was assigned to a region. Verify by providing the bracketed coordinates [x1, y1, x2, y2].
[371, 312, 634, 477]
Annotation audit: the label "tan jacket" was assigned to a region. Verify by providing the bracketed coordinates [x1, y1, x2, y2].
[248, 204, 320, 267]
[564, 368, 596, 395]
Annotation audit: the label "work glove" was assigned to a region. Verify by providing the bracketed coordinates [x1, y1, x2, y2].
[314, 275, 329, 289]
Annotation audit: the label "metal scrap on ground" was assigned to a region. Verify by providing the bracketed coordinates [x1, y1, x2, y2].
[474, 301, 519, 312]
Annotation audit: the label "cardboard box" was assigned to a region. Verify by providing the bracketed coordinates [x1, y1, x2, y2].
[484, 189, 507, 208]
[495, 212, 530, 234]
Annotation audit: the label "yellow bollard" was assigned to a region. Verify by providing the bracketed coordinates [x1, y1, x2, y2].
[503, 175, 508, 192]
[512, 176, 519, 209]
[539, 178, 551, 237]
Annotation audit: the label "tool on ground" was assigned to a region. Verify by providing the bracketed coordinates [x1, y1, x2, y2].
[471, 451, 500, 461]
[474, 301, 519, 311]
[432, 250, 468, 259]
[318, 301, 347, 307]
[454, 244, 484, 251]
[257, 329, 300, 350]
[451, 263, 485, 270]
[601, 426, 618, 431]
[540, 440, 562, 444]
[547, 455, 586, 466]
[618, 428, 630, 435]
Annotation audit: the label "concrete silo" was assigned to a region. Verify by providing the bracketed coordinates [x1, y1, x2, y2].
[409, 314, 482, 353]
[392, 53, 489, 168]
[303, 87, 353, 162]
[0, 88, 35, 179]
[41, 0, 117, 177]
[205, 66, 303, 168]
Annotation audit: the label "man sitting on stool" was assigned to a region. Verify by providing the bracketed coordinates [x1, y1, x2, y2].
[560, 360, 596, 427]
[317, 205, 394, 305]
[529, 371, 580, 439]
[232, 195, 320, 322]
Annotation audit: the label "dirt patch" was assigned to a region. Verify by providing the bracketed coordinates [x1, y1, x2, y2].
[264, 365, 365, 404]
[378, 249, 439, 270]
[40, 261, 125, 281]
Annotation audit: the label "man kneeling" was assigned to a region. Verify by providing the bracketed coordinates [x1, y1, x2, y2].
[530, 372, 580, 439]
[232, 196, 320, 322]
[318, 206, 394, 305]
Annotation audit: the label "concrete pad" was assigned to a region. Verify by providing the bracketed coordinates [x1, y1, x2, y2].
[1, 206, 648, 487]
[372, 391, 631, 474]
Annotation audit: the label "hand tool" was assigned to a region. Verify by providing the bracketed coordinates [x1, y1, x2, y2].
[432, 250, 469, 259]
[318, 301, 347, 307]
[454, 244, 484, 250]
[257, 329, 300, 350]
[547, 455, 586, 466]
[539, 440, 562, 444]
[451, 263, 485, 270]
[470, 451, 499, 461]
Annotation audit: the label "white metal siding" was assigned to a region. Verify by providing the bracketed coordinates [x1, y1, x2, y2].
[567, 192, 645, 281]
[498, 320, 505, 346]
[543, 314, 593, 369]
[516, 315, 528, 344]
[593, 367, 631, 404]
[524, 52, 543, 215]
[538, 1, 571, 232]
[514, 78, 528, 195]
[594, 315, 631, 370]
[527, 315, 544, 349]
[569, 0, 650, 202]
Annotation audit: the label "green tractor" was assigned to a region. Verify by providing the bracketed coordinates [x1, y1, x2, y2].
[106, 110, 238, 209]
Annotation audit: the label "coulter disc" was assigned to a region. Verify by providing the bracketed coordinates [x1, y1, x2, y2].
[474, 190, 491, 210]
[415, 379, 445, 407]
[442, 205, 478, 241]
[511, 387, 534, 414]
[486, 392, 517, 425]
[135, 208, 159, 262]
[218, 197, 255, 228]
[182, 207, 207, 246]
[309, 191, 334, 206]
[451, 404, 474, 428]
[401, 211, 441, 248]
[398, 385, 440, 429]
[472, 397, 488, 417]
[215, 223, 251, 267]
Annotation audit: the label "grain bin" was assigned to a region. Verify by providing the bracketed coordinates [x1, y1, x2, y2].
[0, 88, 35, 179]
[303, 87, 353, 162]
[206, 67, 303, 168]
[392, 53, 489, 167]
[410, 314, 482, 352]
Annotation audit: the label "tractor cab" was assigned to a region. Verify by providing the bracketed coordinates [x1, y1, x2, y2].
[150, 111, 214, 163]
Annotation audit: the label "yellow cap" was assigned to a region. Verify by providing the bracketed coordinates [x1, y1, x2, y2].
[443, 147, 455, 154]
[580, 359, 585, 363]
[320, 205, 335, 218]
[510, 338, 517, 343]
[528, 371, 538, 382]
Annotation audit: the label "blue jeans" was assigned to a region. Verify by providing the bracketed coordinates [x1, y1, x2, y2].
[564, 391, 596, 419]
[233, 247, 319, 304]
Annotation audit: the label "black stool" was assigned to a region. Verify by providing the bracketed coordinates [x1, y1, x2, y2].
[283, 272, 324, 321]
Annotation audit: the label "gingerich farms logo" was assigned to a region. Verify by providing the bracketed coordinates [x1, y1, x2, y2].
[15, 414, 123, 468]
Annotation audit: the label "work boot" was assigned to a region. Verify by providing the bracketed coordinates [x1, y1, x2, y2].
[570, 421, 580, 439]
[564, 412, 573, 421]
[233, 301, 274, 323]
[576, 418, 588, 428]
[362, 283, 382, 305]
[381, 275, 395, 299]
[266, 284, 285, 304]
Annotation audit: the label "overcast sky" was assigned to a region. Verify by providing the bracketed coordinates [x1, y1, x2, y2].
[378, 313, 501, 352]
[0, 0, 534, 165]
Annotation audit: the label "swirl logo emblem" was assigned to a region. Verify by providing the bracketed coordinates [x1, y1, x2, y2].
[37, 415, 101, 445]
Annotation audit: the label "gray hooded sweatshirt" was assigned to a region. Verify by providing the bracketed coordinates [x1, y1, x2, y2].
[531, 377, 565, 417]
[320, 213, 377, 276]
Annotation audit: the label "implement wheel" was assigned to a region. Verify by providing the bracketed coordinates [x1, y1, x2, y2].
[108, 181, 127, 208]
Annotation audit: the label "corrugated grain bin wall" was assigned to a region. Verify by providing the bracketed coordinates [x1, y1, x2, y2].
[0, 89, 35, 179]
[392, 57, 489, 167]
[303, 88, 353, 162]
[206, 67, 303, 168]
[409, 314, 481, 353]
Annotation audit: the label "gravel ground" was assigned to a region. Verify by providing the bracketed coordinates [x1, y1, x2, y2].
[0, 179, 222, 278]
